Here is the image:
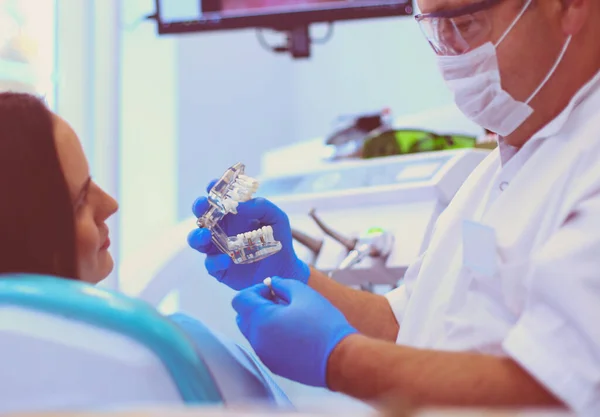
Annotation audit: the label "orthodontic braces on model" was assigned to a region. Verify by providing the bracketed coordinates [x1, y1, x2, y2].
[196, 162, 282, 264]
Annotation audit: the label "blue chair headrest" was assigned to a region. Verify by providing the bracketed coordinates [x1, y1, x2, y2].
[0, 274, 222, 405]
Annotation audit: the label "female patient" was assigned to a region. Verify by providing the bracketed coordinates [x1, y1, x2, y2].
[0, 92, 117, 281]
[0, 92, 288, 405]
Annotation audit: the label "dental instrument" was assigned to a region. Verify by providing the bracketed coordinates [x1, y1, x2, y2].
[263, 277, 276, 299]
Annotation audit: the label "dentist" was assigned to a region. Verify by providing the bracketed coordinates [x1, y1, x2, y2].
[189, 0, 600, 413]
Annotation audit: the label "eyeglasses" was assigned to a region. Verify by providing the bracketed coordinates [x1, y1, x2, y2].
[362, 129, 476, 159]
[415, 0, 504, 56]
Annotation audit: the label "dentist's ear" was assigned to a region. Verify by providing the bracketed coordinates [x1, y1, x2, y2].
[559, 0, 590, 35]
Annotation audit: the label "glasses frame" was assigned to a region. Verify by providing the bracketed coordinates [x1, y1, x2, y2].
[414, 0, 504, 21]
[414, 0, 507, 55]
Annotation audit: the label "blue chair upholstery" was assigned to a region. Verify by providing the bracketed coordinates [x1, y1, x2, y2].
[0, 274, 222, 406]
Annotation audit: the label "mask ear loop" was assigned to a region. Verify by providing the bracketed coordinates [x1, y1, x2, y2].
[494, 0, 534, 48]
[525, 35, 572, 104]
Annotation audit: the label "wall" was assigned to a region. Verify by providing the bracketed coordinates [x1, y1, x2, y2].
[289, 18, 454, 141]
[0, 0, 56, 104]
[176, 30, 296, 219]
[119, 0, 179, 262]
[175, 16, 455, 219]
[118, 3, 458, 255]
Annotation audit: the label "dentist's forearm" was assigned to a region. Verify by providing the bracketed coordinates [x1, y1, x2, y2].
[327, 334, 563, 408]
[307, 267, 399, 342]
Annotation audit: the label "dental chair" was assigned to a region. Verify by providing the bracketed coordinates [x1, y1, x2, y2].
[0, 274, 289, 413]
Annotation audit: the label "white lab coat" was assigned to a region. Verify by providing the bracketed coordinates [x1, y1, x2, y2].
[385, 69, 600, 414]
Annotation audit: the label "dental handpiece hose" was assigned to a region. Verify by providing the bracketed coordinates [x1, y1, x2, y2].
[337, 243, 372, 270]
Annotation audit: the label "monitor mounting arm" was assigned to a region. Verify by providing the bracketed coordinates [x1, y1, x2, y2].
[283, 26, 311, 59]
[256, 23, 334, 59]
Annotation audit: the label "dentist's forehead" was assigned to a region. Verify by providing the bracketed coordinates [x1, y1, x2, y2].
[416, 0, 478, 13]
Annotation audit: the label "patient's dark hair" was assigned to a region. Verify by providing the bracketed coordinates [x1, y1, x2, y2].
[0, 92, 78, 279]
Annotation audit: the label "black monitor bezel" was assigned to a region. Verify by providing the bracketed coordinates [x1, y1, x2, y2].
[154, 0, 414, 34]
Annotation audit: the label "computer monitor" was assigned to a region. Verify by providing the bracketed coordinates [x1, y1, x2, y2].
[154, 0, 413, 38]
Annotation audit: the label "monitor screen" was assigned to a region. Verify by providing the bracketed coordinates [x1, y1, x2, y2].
[155, 0, 413, 33]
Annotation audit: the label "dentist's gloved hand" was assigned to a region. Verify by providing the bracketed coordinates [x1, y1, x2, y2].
[232, 277, 358, 387]
[187, 181, 310, 290]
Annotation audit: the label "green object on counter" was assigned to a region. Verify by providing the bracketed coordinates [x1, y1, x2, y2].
[362, 128, 477, 159]
[367, 227, 385, 236]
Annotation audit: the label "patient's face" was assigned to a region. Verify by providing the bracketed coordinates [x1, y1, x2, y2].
[53, 115, 119, 283]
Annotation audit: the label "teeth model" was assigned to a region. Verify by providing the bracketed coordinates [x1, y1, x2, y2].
[221, 174, 260, 214]
[226, 224, 281, 263]
[199, 163, 282, 264]
[228, 226, 275, 250]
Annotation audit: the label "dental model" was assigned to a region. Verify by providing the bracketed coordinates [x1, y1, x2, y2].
[196, 162, 282, 264]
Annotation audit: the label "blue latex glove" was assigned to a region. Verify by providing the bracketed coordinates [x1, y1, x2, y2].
[232, 277, 358, 387]
[187, 181, 310, 291]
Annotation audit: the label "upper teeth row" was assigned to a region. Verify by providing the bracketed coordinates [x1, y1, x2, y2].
[228, 175, 259, 202]
[222, 175, 259, 213]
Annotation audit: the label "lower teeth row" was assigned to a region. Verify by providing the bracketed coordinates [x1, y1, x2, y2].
[228, 226, 275, 250]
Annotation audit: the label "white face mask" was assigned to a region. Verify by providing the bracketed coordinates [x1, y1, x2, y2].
[436, 0, 572, 136]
